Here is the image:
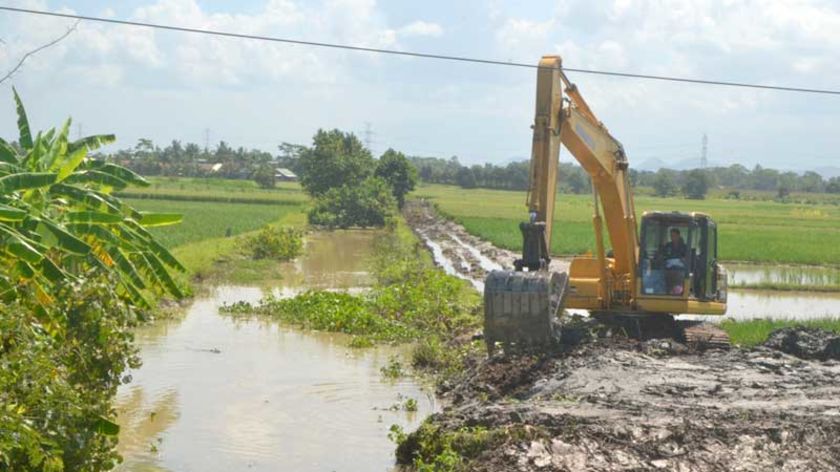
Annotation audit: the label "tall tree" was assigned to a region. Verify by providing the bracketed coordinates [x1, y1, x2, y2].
[298, 129, 374, 197]
[653, 169, 679, 197]
[682, 169, 711, 199]
[375, 149, 417, 208]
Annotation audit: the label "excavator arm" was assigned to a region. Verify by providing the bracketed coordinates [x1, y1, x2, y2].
[519, 56, 638, 295]
[485, 55, 639, 354]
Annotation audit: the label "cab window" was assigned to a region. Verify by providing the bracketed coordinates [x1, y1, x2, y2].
[640, 219, 691, 296]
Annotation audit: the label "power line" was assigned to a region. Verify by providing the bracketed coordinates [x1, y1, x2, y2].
[3, 6, 840, 96]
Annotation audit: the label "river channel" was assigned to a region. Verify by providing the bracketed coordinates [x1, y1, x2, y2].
[115, 231, 436, 472]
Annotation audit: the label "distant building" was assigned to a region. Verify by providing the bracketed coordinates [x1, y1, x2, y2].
[197, 162, 223, 173]
[275, 168, 298, 182]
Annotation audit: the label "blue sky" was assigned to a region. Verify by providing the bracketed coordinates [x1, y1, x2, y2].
[1, 0, 839, 173]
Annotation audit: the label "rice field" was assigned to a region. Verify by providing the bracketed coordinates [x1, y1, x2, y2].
[127, 198, 305, 249]
[415, 183, 840, 266]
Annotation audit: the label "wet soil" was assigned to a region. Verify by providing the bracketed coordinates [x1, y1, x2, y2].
[404, 200, 571, 291]
[402, 200, 840, 471]
[410, 330, 840, 471]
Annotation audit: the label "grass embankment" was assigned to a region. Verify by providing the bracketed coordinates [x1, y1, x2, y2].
[721, 318, 840, 347]
[127, 181, 308, 285]
[415, 184, 840, 267]
[222, 217, 482, 377]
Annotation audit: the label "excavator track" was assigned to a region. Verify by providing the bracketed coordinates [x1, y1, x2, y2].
[590, 314, 731, 349]
[678, 321, 731, 350]
[483, 270, 569, 356]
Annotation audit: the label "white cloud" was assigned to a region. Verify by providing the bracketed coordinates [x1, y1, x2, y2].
[398, 20, 443, 38]
[495, 18, 554, 57]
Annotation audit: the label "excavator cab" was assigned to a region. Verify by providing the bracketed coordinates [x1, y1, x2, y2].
[637, 212, 727, 304]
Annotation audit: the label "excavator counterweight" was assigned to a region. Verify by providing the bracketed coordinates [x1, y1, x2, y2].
[483, 55, 729, 355]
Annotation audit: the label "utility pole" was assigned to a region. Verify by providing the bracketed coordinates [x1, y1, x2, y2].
[76, 122, 83, 140]
[701, 133, 708, 169]
[204, 128, 211, 152]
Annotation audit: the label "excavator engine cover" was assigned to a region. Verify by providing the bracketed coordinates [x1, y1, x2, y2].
[483, 270, 569, 355]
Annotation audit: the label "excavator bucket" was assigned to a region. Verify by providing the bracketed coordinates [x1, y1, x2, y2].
[483, 270, 569, 355]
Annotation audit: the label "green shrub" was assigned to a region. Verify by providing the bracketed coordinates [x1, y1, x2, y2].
[0, 276, 141, 471]
[308, 177, 396, 228]
[242, 226, 303, 260]
[254, 291, 414, 340]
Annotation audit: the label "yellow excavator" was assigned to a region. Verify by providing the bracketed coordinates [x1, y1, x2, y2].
[484, 55, 729, 354]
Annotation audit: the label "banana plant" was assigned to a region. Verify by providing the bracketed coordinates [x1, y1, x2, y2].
[0, 88, 185, 310]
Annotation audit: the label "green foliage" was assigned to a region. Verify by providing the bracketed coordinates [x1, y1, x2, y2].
[0, 89, 185, 308]
[0, 276, 142, 472]
[376, 149, 418, 208]
[380, 356, 406, 380]
[308, 177, 397, 228]
[652, 169, 678, 197]
[403, 398, 419, 412]
[391, 422, 535, 471]
[238, 291, 415, 340]
[682, 169, 711, 199]
[242, 225, 303, 260]
[298, 129, 374, 197]
[252, 163, 276, 189]
[0, 91, 187, 471]
[721, 318, 840, 347]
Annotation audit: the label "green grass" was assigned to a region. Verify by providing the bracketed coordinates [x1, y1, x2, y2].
[127, 199, 305, 249]
[721, 318, 840, 347]
[122, 179, 309, 283]
[415, 183, 840, 266]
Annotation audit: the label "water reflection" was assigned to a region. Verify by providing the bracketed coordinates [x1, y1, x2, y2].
[719, 290, 840, 321]
[727, 263, 840, 288]
[116, 231, 434, 472]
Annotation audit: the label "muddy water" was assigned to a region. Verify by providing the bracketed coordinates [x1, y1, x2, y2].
[115, 231, 435, 472]
[706, 289, 840, 321]
[726, 263, 840, 288]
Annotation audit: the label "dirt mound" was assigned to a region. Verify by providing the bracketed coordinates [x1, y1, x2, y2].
[764, 326, 840, 360]
[402, 338, 840, 471]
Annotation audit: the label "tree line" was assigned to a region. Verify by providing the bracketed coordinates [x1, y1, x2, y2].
[410, 156, 840, 199]
[90, 137, 840, 199]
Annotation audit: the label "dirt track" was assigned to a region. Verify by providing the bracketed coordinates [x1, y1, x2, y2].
[403, 200, 840, 471]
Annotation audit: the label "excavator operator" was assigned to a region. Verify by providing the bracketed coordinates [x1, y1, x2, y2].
[662, 228, 687, 294]
[662, 228, 687, 260]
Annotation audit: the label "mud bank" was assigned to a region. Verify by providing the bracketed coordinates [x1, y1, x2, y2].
[401, 332, 840, 471]
[401, 200, 840, 471]
[404, 200, 569, 291]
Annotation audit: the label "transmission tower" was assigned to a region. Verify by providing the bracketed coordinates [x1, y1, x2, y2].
[700, 133, 708, 168]
[363, 122, 374, 151]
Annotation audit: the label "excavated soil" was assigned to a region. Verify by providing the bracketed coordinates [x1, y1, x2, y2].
[402, 200, 840, 471]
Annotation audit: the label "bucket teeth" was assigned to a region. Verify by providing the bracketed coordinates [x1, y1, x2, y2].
[483, 270, 569, 355]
